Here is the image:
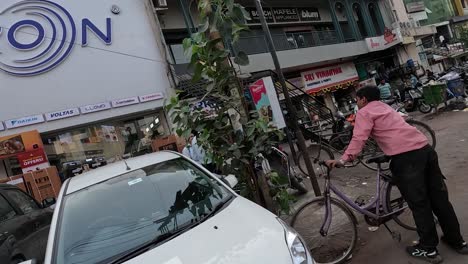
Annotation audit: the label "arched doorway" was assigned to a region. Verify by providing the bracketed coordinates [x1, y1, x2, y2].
[352, 3, 368, 38]
[368, 2, 383, 35]
[335, 2, 354, 41]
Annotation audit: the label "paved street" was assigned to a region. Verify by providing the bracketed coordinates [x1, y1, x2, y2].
[292, 110, 468, 264]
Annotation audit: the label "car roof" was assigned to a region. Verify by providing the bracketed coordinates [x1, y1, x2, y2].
[66, 151, 183, 195]
[0, 183, 19, 190]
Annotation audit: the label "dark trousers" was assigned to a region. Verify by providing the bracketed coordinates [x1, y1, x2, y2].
[390, 145, 463, 250]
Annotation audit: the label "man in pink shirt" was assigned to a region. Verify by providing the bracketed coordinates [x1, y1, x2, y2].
[326, 86, 467, 263]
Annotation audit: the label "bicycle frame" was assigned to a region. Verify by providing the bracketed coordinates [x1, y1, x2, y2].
[319, 164, 408, 236]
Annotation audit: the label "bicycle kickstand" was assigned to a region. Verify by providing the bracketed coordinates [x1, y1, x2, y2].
[383, 223, 402, 242]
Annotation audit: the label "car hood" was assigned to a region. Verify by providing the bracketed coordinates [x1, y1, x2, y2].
[125, 197, 292, 264]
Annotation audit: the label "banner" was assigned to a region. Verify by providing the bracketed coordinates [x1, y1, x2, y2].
[365, 28, 402, 52]
[249, 77, 286, 129]
[17, 148, 50, 173]
[301, 62, 359, 94]
[0, 130, 44, 159]
[246, 7, 320, 24]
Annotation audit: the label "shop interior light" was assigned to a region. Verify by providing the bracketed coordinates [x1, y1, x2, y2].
[146, 128, 150, 132]
[155, 118, 160, 124]
[150, 123, 154, 128]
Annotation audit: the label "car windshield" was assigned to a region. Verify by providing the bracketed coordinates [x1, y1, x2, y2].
[54, 157, 232, 264]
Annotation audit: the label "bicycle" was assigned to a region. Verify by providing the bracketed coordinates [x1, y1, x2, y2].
[297, 116, 436, 174]
[291, 157, 415, 264]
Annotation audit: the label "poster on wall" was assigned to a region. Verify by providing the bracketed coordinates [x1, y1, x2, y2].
[0, 130, 43, 159]
[17, 149, 50, 173]
[249, 77, 286, 129]
[301, 62, 359, 94]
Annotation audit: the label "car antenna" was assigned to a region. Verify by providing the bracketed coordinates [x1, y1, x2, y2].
[123, 158, 131, 171]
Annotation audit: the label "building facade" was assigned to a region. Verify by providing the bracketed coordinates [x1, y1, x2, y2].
[0, 0, 174, 178]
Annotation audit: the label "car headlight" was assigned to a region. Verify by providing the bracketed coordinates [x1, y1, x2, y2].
[277, 218, 315, 264]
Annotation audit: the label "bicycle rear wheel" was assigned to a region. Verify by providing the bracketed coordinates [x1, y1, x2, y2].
[406, 120, 436, 149]
[297, 144, 334, 177]
[359, 139, 389, 171]
[291, 197, 357, 264]
[385, 183, 417, 231]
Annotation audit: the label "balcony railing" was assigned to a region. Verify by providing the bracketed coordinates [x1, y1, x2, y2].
[231, 30, 340, 55]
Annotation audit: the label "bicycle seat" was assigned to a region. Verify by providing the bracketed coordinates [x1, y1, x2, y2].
[367, 155, 391, 164]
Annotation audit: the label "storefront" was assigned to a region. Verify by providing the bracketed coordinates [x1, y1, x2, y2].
[0, 0, 173, 178]
[300, 62, 360, 115]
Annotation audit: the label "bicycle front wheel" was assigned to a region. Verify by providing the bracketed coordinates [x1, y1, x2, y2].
[297, 144, 334, 177]
[406, 120, 436, 149]
[385, 183, 417, 231]
[291, 197, 357, 264]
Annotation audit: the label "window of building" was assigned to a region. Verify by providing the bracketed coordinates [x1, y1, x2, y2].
[42, 112, 168, 179]
[0, 195, 16, 223]
[335, 2, 355, 41]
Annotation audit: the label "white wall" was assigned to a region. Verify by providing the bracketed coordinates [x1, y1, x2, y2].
[0, 0, 172, 136]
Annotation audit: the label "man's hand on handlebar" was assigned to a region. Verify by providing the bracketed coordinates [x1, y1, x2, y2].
[325, 159, 345, 169]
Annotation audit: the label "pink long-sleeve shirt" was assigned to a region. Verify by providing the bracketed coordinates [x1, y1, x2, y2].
[341, 101, 428, 162]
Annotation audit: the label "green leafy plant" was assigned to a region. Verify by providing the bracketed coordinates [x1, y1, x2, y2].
[165, 0, 291, 208]
[268, 171, 297, 215]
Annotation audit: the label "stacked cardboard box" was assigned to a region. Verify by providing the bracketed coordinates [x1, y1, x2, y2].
[0, 166, 62, 201]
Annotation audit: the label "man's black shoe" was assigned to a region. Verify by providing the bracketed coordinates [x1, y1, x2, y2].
[441, 236, 468, 254]
[406, 245, 443, 264]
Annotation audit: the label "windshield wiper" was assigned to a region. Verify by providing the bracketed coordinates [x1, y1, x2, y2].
[106, 195, 234, 264]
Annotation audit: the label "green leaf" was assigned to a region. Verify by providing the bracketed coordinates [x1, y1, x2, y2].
[192, 63, 204, 83]
[231, 5, 246, 24]
[198, 18, 209, 33]
[182, 38, 192, 52]
[239, 5, 251, 20]
[234, 51, 249, 66]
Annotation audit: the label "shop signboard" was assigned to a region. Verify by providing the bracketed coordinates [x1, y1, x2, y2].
[358, 78, 377, 89]
[80, 102, 111, 114]
[298, 8, 321, 21]
[272, 8, 299, 23]
[17, 148, 50, 173]
[139, 93, 164, 102]
[301, 62, 359, 94]
[5, 115, 45, 129]
[249, 77, 286, 129]
[111, 97, 140, 108]
[45, 108, 80, 121]
[366, 28, 402, 52]
[245, 7, 274, 24]
[0, 130, 44, 160]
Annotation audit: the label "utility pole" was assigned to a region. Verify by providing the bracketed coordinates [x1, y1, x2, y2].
[254, 0, 321, 196]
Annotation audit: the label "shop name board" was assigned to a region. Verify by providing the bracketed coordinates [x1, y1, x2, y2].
[46, 108, 80, 121]
[6, 115, 45, 129]
[80, 102, 112, 114]
[246, 7, 320, 24]
[0, 0, 113, 76]
[139, 93, 164, 102]
[301, 62, 359, 93]
[112, 97, 139, 108]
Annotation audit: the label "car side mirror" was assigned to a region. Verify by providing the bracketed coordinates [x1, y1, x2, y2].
[42, 197, 56, 208]
[19, 259, 37, 264]
[223, 174, 238, 188]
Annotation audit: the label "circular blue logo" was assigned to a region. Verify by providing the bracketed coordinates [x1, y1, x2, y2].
[0, 0, 76, 76]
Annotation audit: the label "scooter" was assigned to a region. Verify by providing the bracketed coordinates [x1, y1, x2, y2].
[403, 84, 433, 114]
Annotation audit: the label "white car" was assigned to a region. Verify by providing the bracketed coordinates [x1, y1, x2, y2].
[23, 151, 314, 264]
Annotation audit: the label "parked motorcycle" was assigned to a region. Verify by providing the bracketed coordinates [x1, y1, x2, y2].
[403, 84, 433, 114]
